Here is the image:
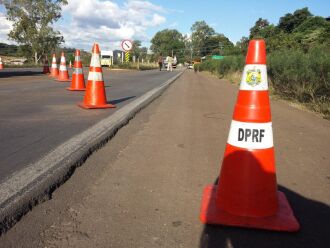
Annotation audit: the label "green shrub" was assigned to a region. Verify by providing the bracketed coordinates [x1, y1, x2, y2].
[195, 47, 330, 118]
[196, 56, 244, 77]
[110, 63, 158, 70]
[268, 45, 330, 116]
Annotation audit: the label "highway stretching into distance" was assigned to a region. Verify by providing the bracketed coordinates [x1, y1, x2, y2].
[0, 67, 181, 184]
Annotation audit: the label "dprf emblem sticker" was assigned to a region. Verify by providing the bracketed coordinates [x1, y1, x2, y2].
[245, 67, 262, 86]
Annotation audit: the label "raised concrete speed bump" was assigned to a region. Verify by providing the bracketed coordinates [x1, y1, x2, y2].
[0, 71, 184, 233]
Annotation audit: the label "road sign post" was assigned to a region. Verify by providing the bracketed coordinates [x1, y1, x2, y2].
[122, 40, 133, 63]
[125, 52, 130, 63]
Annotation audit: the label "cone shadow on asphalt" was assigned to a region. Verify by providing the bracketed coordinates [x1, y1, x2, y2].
[109, 96, 136, 105]
[0, 70, 44, 78]
[199, 151, 330, 248]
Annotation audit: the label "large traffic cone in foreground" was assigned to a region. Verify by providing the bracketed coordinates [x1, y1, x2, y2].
[0, 57, 4, 70]
[78, 43, 115, 109]
[50, 54, 59, 77]
[57, 52, 70, 82]
[43, 56, 50, 74]
[67, 50, 86, 91]
[199, 40, 300, 232]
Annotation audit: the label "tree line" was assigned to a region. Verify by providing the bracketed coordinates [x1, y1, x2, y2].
[1, 2, 329, 66]
[2, 0, 68, 64]
[150, 7, 329, 62]
[193, 8, 330, 118]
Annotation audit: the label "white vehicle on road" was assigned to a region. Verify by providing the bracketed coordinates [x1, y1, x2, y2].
[101, 50, 113, 67]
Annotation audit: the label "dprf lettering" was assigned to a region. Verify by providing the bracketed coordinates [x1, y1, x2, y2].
[238, 128, 265, 143]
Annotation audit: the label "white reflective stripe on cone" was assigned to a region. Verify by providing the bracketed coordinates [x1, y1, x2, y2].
[74, 68, 83, 74]
[52, 64, 57, 68]
[59, 65, 66, 71]
[240, 64, 268, 91]
[61, 57, 66, 63]
[88, 71, 103, 81]
[227, 120, 273, 149]
[52, 58, 56, 62]
[90, 53, 101, 67]
[75, 56, 81, 61]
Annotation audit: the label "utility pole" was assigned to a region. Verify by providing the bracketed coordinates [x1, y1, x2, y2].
[219, 42, 223, 55]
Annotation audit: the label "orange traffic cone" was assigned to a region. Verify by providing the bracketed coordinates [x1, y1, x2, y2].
[78, 43, 115, 109]
[50, 54, 59, 77]
[69, 60, 72, 68]
[67, 49, 86, 91]
[57, 52, 70, 82]
[199, 39, 300, 232]
[0, 57, 4, 70]
[43, 56, 50, 74]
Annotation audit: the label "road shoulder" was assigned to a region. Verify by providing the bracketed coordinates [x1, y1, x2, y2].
[1, 70, 329, 248]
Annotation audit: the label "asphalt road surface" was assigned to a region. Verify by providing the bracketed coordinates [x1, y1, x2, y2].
[1, 70, 329, 247]
[0, 67, 181, 183]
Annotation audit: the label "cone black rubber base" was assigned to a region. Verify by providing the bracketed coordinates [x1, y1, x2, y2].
[200, 185, 300, 232]
[66, 87, 85, 91]
[78, 102, 116, 109]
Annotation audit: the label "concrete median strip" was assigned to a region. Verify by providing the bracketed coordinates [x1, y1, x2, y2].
[0, 71, 183, 233]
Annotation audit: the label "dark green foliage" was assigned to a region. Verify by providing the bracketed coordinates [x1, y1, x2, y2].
[278, 7, 312, 33]
[195, 46, 330, 118]
[248, 8, 329, 53]
[195, 56, 244, 77]
[4, 0, 67, 63]
[0, 42, 19, 56]
[150, 29, 185, 58]
[191, 21, 215, 56]
[190, 21, 235, 57]
[130, 40, 148, 62]
[268, 45, 330, 116]
[110, 63, 157, 71]
[249, 18, 270, 39]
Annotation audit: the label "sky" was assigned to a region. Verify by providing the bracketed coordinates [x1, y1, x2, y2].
[0, 0, 329, 51]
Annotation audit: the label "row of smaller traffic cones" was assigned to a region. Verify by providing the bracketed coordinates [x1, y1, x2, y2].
[43, 44, 116, 109]
[48, 53, 70, 82]
[67, 50, 85, 91]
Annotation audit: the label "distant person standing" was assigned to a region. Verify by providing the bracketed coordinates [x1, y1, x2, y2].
[158, 54, 163, 71]
[166, 54, 173, 72]
[173, 55, 177, 66]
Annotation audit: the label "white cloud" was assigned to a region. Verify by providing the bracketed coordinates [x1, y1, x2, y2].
[0, 12, 13, 44]
[58, 0, 166, 50]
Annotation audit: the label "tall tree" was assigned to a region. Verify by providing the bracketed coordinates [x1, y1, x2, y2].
[4, 0, 67, 64]
[235, 36, 249, 55]
[181, 34, 193, 62]
[131, 40, 141, 61]
[131, 40, 148, 61]
[249, 18, 270, 38]
[150, 29, 185, 59]
[190, 21, 215, 56]
[293, 16, 330, 50]
[278, 7, 312, 33]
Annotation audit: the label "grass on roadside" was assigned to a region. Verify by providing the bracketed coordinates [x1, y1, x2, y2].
[194, 48, 330, 119]
[110, 63, 158, 71]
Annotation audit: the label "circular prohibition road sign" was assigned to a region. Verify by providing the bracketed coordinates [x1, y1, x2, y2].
[121, 40, 133, 51]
